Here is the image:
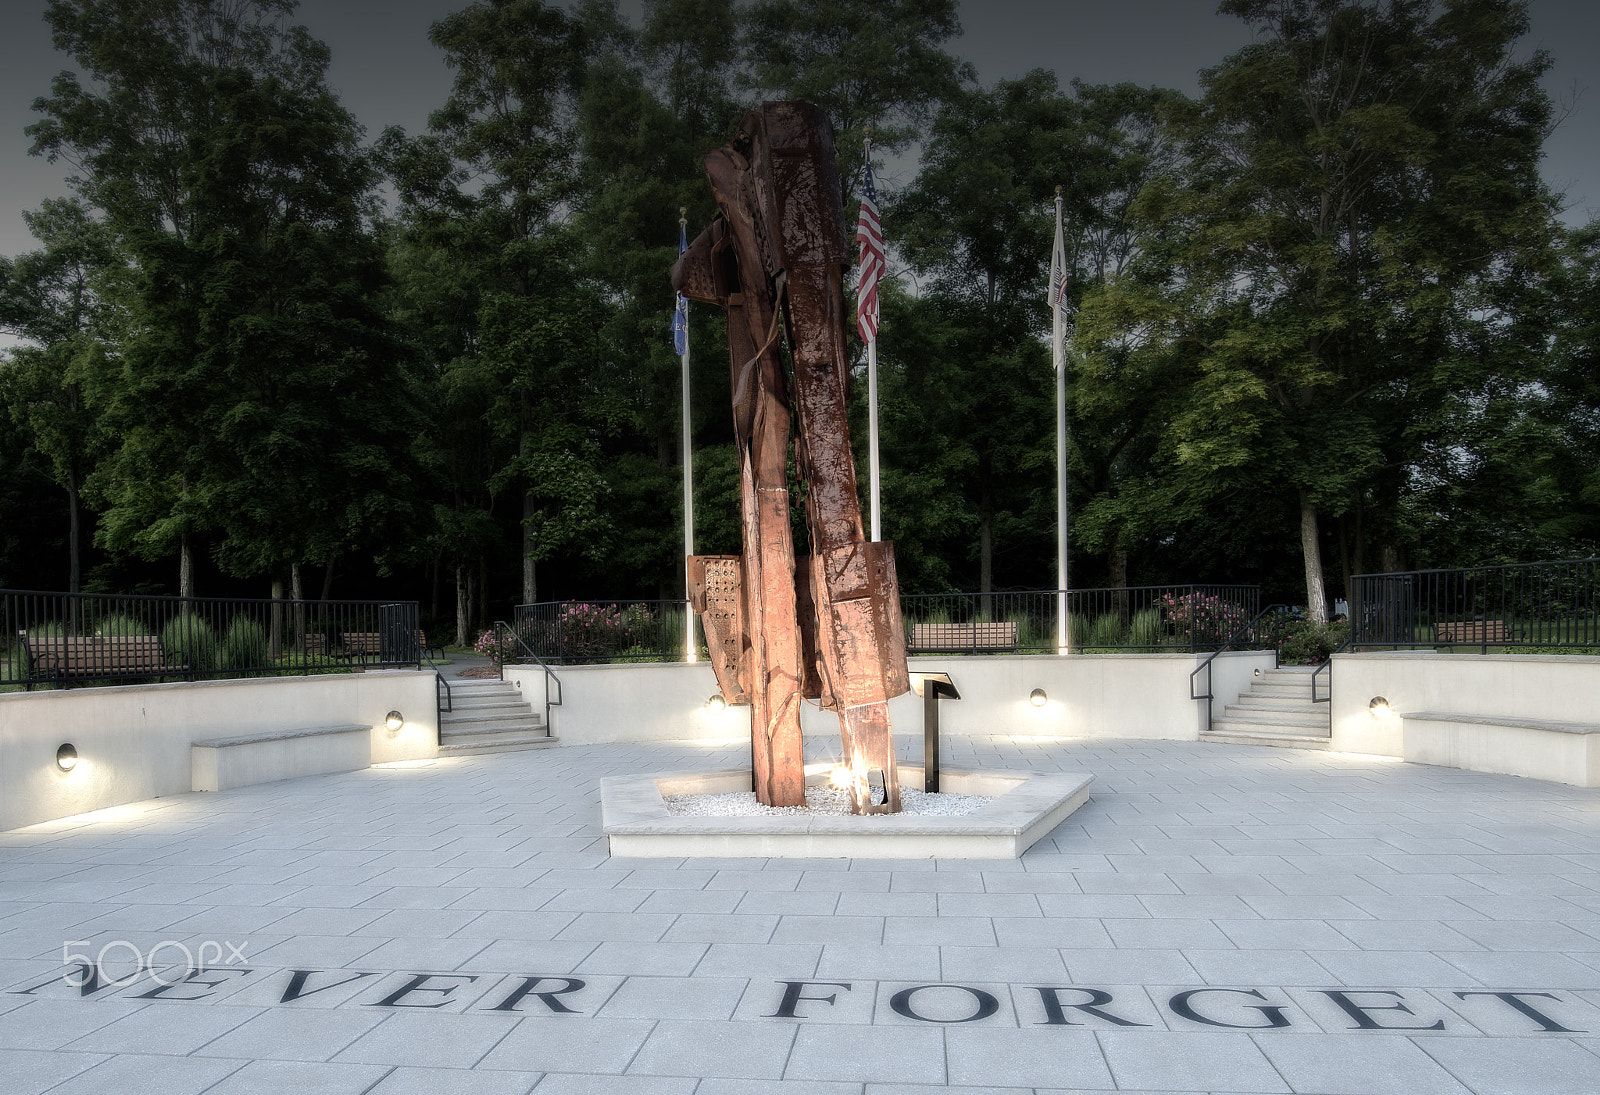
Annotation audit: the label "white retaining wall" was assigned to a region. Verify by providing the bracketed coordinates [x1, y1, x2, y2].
[0, 670, 439, 831]
[1330, 652, 1600, 758]
[508, 651, 1276, 747]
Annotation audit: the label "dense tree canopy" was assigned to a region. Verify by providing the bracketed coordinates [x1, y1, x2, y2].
[1, 0, 1591, 642]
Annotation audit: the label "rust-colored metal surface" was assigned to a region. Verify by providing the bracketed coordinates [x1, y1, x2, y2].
[686, 554, 749, 705]
[673, 101, 911, 814]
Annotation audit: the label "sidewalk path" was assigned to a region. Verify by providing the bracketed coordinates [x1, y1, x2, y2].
[2, 735, 1600, 1093]
[429, 652, 496, 680]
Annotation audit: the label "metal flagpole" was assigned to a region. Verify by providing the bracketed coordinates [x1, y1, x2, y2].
[868, 338, 880, 542]
[677, 208, 696, 662]
[864, 130, 882, 543]
[1053, 187, 1070, 654]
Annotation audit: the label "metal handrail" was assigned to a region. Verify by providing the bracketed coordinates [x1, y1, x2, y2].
[1189, 604, 1292, 732]
[494, 620, 563, 729]
[416, 648, 452, 749]
[433, 672, 451, 749]
[1311, 635, 1356, 704]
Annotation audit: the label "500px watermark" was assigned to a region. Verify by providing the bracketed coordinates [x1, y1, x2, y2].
[61, 939, 249, 987]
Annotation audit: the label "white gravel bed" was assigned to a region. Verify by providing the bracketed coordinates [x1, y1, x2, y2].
[664, 784, 990, 817]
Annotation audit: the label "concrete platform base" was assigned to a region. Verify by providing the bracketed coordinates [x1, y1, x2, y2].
[601, 763, 1092, 858]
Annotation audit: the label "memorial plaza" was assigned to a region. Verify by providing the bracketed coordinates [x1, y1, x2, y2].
[4, 709, 1600, 1095]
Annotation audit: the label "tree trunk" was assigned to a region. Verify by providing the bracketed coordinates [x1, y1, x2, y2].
[66, 481, 81, 595]
[269, 578, 284, 659]
[1347, 502, 1367, 626]
[429, 553, 439, 623]
[979, 515, 993, 619]
[522, 488, 537, 605]
[1299, 489, 1328, 624]
[455, 564, 469, 647]
[1380, 543, 1401, 573]
[1109, 535, 1129, 625]
[978, 472, 993, 620]
[290, 564, 305, 653]
[1337, 516, 1351, 617]
[179, 536, 195, 599]
[477, 556, 488, 633]
[320, 557, 336, 601]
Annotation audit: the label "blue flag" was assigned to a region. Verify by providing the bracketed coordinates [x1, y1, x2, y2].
[672, 221, 689, 355]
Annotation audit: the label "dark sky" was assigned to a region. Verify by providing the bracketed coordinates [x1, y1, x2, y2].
[1, 0, 1596, 266]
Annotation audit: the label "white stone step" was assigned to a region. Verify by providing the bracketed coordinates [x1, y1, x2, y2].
[1216, 710, 1331, 726]
[1232, 693, 1322, 708]
[438, 732, 559, 756]
[1202, 728, 1330, 750]
[441, 713, 545, 735]
[447, 683, 522, 701]
[1245, 680, 1316, 695]
[446, 698, 531, 717]
[436, 678, 549, 755]
[1220, 707, 1327, 727]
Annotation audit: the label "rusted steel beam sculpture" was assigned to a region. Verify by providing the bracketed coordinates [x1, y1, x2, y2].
[675, 101, 910, 814]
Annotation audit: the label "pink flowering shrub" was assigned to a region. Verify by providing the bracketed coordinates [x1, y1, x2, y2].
[1160, 592, 1248, 645]
[472, 628, 517, 665]
[557, 602, 654, 662]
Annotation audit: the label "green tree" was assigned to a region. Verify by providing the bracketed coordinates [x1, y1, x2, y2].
[185, 69, 424, 592]
[0, 199, 119, 593]
[29, 0, 408, 598]
[1418, 221, 1600, 562]
[887, 74, 1071, 594]
[569, 0, 747, 598]
[383, 0, 614, 622]
[1083, 0, 1559, 620]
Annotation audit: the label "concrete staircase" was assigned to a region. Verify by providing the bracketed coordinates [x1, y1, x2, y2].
[1203, 665, 1331, 749]
[437, 678, 557, 756]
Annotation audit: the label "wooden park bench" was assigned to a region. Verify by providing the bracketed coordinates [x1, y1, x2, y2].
[18, 632, 189, 689]
[416, 630, 445, 661]
[336, 632, 382, 662]
[908, 620, 1020, 654]
[1433, 620, 1516, 647]
[303, 633, 330, 656]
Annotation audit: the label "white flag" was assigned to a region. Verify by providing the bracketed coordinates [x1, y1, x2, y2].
[1050, 194, 1067, 370]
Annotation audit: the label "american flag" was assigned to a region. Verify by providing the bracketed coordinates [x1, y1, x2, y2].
[855, 161, 884, 344]
[672, 219, 689, 355]
[1049, 196, 1068, 324]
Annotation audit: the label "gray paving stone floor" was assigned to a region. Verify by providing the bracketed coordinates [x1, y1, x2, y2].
[4, 734, 1600, 1093]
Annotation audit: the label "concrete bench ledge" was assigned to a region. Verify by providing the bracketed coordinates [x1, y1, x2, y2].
[1400, 711, 1600, 787]
[193, 723, 374, 749]
[192, 723, 373, 793]
[1402, 711, 1600, 735]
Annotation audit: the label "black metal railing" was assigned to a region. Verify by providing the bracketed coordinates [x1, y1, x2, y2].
[490, 619, 563, 728]
[2, 589, 421, 690]
[904, 585, 1261, 653]
[1190, 604, 1295, 731]
[512, 600, 697, 664]
[510, 584, 1261, 664]
[1351, 559, 1600, 652]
